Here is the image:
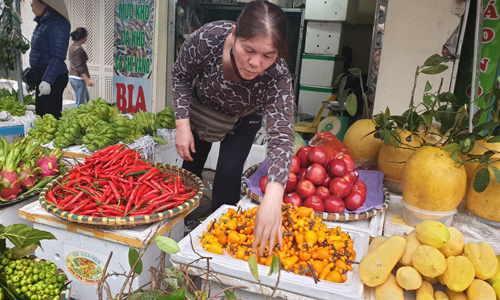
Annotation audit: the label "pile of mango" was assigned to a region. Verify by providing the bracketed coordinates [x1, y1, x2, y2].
[359, 220, 499, 299]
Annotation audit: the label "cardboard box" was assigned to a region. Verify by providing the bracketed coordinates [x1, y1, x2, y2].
[299, 54, 345, 87]
[304, 22, 343, 56]
[304, 0, 359, 24]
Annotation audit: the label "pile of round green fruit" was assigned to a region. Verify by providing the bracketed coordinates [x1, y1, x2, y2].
[0, 249, 65, 300]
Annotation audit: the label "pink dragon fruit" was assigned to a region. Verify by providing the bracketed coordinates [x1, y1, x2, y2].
[36, 155, 60, 178]
[0, 168, 21, 200]
[19, 161, 39, 191]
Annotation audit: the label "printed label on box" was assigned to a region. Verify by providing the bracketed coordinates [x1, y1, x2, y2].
[65, 246, 106, 285]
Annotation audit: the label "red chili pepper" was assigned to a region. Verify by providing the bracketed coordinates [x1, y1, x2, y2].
[125, 183, 140, 215]
[79, 209, 97, 216]
[154, 202, 179, 213]
[138, 167, 159, 182]
[129, 209, 153, 216]
[109, 181, 121, 200]
[70, 198, 90, 214]
[135, 194, 157, 209]
[128, 176, 134, 189]
[61, 191, 85, 210]
[133, 151, 139, 164]
[46, 191, 58, 204]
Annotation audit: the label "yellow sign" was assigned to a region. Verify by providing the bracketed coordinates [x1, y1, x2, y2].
[65, 251, 104, 285]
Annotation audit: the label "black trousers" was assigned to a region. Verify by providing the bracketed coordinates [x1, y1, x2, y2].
[182, 114, 263, 211]
[35, 73, 68, 119]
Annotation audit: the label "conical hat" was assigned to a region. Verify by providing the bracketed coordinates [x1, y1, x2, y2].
[43, 0, 69, 21]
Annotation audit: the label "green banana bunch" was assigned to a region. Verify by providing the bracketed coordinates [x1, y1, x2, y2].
[60, 106, 79, 122]
[0, 95, 27, 116]
[82, 120, 118, 152]
[132, 110, 158, 136]
[108, 103, 120, 117]
[110, 115, 142, 143]
[75, 98, 110, 129]
[156, 107, 176, 129]
[53, 119, 83, 149]
[27, 114, 58, 144]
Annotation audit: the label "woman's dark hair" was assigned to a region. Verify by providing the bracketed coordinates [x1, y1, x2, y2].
[70, 28, 88, 41]
[234, 0, 288, 58]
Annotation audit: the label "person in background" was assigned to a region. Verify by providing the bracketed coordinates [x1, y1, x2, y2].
[30, 0, 70, 119]
[172, 0, 295, 256]
[68, 27, 93, 107]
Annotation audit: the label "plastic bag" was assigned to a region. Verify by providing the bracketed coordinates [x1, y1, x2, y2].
[310, 131, 353, 160]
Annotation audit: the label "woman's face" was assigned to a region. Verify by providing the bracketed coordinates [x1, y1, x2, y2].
[31, 0, 47, 17]
[232, 31, 278, 80]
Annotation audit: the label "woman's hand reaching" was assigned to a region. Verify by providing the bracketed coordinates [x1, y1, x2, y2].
[252, 181, 284, 256]
[175, 118, 195, 161]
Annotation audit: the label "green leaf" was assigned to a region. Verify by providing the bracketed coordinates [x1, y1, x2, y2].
[424, 81, 432, 92]
[444, 143, 461, 153]
[473, 167, 490, 193]
[423, 54, 445, 67]
[421, 64, 449, 75]
[384, 107, 391, 119]
[248, 254, 259, 281]
[348, 68, 361, 77]
[384, 128, 392, 145]
[156, 236, 180, 254]
[128, 248, 143, 275]
[339, 76, 348, 99]
[492, 87, 500, 99]
[440, 107, 456, 134]
[346, 93, 357, 117]
[461, 138, 473, 154]
[159, 286, 185, 300]
[333, 73, 345, 88]
[0, 278, 17, 300]
[472, 109, 485, 126]
[268, 255, 280, 276]
[3, 224, 56, 248]
[437, 92, 458, 104]
[486, 136, 500, 143]
[394, 139, 400, 148]
[422, 111, 433, 128]
[450, 151, 461, 164]
[423, 95, 432, 107]
[490, 166, 500, 184]
[164, 267, 183, 288]
[224, 290, 238, 300]
[374, 114, 384, 127]
[472, 122, 499, 135]
[391, 115, 407, 127]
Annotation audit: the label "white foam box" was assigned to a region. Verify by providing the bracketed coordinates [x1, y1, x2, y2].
[18, 201, 192, 300]
[171, 204, 369, 299]
[300, 54, 345, 87]
[298, 85, 334, 117]
[204, 143, 267, 171]
[304, 22, 343, 56]
[304, 0, 359, 25]
[150, 142, 183, 167]
[0, 195, 38, 227]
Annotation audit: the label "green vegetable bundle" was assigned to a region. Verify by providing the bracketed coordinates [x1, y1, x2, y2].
[27, 114, 58, 145]
[156, 107, 176, 129]
[132, 110, 157, 135]
[0, 96, 26, 116]
[53, 119, 83, 149]
[82, 120, 118, 152]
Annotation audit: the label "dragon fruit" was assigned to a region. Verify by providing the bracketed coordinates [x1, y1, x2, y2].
[36, 154, 60, 178]
[0, 168, 21, 200]
[18, 161, 40, 191]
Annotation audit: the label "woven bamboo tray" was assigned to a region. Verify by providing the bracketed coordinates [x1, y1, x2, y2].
[241, 163, 390, 222]
[39, 163, 204, 229]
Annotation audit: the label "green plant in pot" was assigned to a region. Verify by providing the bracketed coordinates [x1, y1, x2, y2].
[369, 54, 500, 221]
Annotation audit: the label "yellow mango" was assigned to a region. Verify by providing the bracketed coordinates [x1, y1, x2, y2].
[416, 281, 435, 300]
[396, 266, 422, 290]
[422, 274, 439, 285]
[446, 289, 469, 300]
[375, 273, 404, 300]
[487, 255, 500, 284]
[358, 235, 407, 287]
[466, 279, 496, 300]
[463, 241, 498, 280]
[416, 220, 450, 248]
[369, 236, 388, 252]
[438, 227, 464, 258]
[442, 256, 475, 292]
[400, 230, 423, 267]
[491, 279, 500, 300]
[435, 291, 450, 300]
[412, 245, 447, 278]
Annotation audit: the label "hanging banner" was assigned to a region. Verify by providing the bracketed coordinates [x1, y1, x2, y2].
[455, 0, 500, 124]
[113, 0, 155, 112]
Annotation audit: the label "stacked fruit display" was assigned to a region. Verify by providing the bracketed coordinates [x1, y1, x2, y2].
[0, 249, 65, 300]
[260, 145, 367, 213]
[201, 205, 357, 283]
[359, 220, 500, 300]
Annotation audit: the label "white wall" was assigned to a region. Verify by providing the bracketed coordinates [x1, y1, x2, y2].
[373, 0, 465, 116]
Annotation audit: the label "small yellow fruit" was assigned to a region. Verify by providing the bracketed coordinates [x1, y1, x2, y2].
[343, 119, 383, 165]
[462, 241, 498, 280]
[416, 281, 435, 300]
[412, 245, 447, 278]
[446, 289, 469, 300]
[396, 266, 422, 290]
[435, 291, 450, 300]
[416, 220, 450, 248]
[400, 230, 423, 267]
[442, 256, 475, 292]
[375, 273, 404, 300]
[466, 279, 496, 300]
[487, 255, 500, 284]
[438, 227, 464, 258]
[368, 236, 388, 252]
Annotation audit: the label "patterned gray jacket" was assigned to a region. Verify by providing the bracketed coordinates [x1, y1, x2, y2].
[171, 21, 295, 186]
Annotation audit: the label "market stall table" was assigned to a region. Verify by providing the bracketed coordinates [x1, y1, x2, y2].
[0, 119, 25, 136]
[18, 200, 198, 300]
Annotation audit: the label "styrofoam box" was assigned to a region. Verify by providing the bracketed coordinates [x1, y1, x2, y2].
[300, 54, 345, 87]
[298, 85, 333, 117]
[304, 22, 343, 56]
[237, 195, 385, 237]
[0, 196, 38, 227]
[171, 204, 369, 300]
[19, 201, 185, 300]
[204, 143, 266, 171]
[383, 193, 500, 254]
[150, 142, 183, 167]
[304, 0, 359, 25]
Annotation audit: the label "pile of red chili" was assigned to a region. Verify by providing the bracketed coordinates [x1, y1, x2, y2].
[45, 144, 199, 217]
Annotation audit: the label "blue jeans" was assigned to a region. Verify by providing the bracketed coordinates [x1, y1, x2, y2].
[69, 78, 89, 107]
